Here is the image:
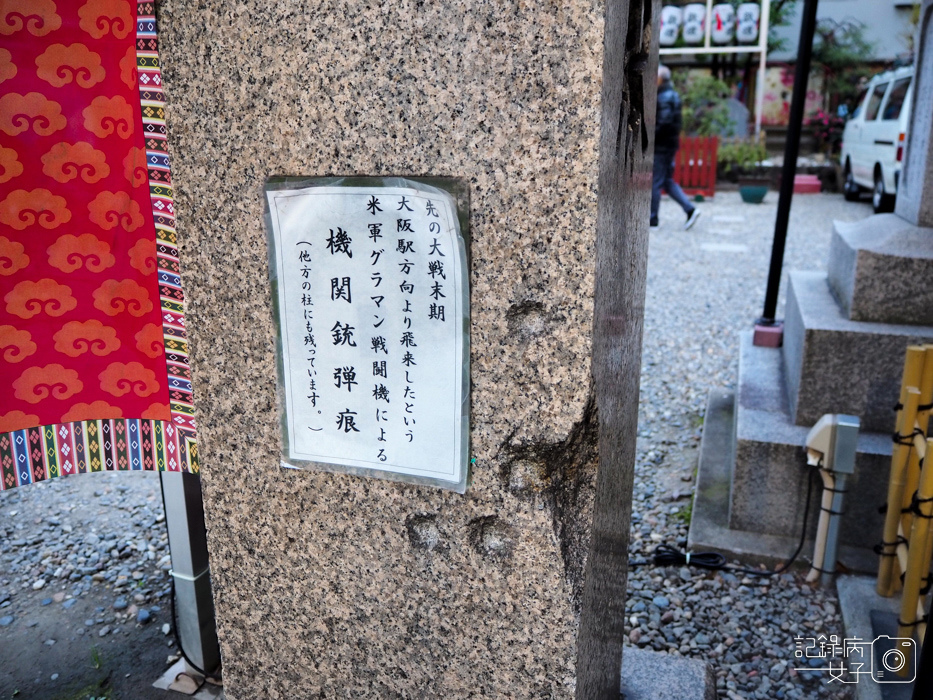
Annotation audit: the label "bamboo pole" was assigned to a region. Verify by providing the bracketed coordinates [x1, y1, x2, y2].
[918, 346, 933, 435]
[893, 522, 926, 634]
[897, 437, 933, 676]
[911, 423, 933, 645]
[879, 383, 924, 596]
[878, 346, 927, 594]
[898, 523, 910, 588]
[914, 347, 933, 640]
[910, 435, 929, 644]
[901, 349, 930, 537]
[904, 439, 925, 538]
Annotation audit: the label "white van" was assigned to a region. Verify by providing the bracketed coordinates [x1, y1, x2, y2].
[840, 65, 913, 213]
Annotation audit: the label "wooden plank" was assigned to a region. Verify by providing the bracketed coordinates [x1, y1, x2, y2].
[674, 135, 717, 198]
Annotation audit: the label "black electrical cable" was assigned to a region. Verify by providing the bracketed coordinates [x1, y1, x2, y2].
[157, 474, 222, 682]
[630, 462, 818, 578]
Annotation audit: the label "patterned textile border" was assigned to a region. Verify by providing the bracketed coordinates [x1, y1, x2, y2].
[0, 1, 197, 491]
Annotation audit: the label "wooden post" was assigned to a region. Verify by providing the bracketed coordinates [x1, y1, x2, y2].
[577, 0, 657, 697]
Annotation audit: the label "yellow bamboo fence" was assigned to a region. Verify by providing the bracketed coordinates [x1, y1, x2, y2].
[876, 345, 933, 676]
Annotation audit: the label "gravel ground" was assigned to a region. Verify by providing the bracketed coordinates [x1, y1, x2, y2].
[627, 189, 875, 699]
[0, 189, 877, 699]
[0, 472, 180, 699]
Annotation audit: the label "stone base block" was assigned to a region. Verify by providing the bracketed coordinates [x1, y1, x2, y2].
[828, 214, 933, 326]
[620, 647, 716, 700]
[783, 271, 933, 433]
[690, 388, 878, 572]
[837, 576, 915, 700]
[731, 332, 891, 549]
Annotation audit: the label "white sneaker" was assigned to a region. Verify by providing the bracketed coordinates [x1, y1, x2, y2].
[684, 209, 701, 230]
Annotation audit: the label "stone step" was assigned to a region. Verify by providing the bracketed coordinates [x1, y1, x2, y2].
[735, 331, 891, 548]
[837, 576, 915, 700]
[783, 271, 933, 433]
[620, 647, 715, 700]
[689, 332, 892, 572]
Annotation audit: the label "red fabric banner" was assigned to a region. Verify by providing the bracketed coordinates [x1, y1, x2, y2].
[0, 0, 170, 432]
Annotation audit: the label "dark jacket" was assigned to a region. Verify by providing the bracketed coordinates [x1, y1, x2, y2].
[656, 81, 682, 153]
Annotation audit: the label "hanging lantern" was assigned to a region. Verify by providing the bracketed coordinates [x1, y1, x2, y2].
[711, 4, 736, 44]
[682, 3, 706, 45]
[736, 2, 761, 43]
[659, 6, 682, 47]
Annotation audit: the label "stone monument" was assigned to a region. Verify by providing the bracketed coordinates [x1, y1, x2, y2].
[158, 1, 657, 697]
[692, 0, 933, 572]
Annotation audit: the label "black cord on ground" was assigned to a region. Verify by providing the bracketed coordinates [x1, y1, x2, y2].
[630, 463, 817, 578]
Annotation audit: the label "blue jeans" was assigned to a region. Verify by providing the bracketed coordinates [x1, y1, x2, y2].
[651, 149, 694, 221]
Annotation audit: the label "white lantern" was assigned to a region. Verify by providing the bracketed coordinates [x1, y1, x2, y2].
[682, 21, 704, 44]
[711, 4, 735, 44]
[736, 3, 760, 43]
[683, 3, 706, 24]
[660, 6, 682, 47]
[737, 2, 761, 24]
[682, 4, 706, 44]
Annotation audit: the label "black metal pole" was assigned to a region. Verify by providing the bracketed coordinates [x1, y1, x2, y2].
[759, 0, 820, 325]
[913, 624, 933, 699]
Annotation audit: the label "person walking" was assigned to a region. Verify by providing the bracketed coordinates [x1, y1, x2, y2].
[651, 65, 701, 230]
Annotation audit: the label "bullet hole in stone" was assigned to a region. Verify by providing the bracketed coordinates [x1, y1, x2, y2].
[507, 459, 544, 494]
[505, 300, 549, 340]
[405, 513, 441, 551]
[469, 515, 514, 559]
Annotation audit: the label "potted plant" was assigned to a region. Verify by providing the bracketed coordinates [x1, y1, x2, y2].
[718, 137, 770, 203]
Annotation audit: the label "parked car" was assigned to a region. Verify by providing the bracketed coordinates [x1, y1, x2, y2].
[839, 65, 914, 213]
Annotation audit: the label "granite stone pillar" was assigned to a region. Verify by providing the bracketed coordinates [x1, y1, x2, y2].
[896, 0, 933, 228]
[827, 0, 933, 329]
[158, 1, 655, 698]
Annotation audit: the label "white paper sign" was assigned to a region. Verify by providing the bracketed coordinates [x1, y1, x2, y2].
[265, 182, 469, 491]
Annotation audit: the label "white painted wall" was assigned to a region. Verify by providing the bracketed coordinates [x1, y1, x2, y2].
[770, 0, 916, 62]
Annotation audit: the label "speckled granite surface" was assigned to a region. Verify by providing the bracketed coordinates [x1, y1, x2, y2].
[158, 1, 608, 697]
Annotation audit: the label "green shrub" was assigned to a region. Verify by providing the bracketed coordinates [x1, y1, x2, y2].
[681, 75, 733, 138]
[718, 138, 768, 175]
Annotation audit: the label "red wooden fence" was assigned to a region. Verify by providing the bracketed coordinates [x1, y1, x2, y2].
[673, 135, 719, 198]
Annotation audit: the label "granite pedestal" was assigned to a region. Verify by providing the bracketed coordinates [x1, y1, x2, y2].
[693, 230, 931, 569]
[835, 6, 933, 695]
[783, 272, 933, 433]
[689, 333, 890, 569]
[732, 333, 891, 546]
[690, 388, 880, 571]
[827, 216, 933, 326]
